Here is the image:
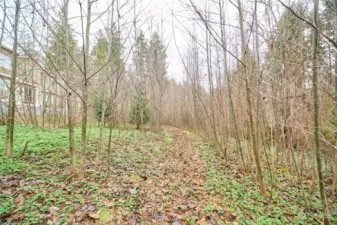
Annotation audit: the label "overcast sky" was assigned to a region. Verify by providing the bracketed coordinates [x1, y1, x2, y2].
[0, 0, 290, 83]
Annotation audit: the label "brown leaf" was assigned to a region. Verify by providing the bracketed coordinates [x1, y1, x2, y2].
[225, 212, 237, 221]
[105, 200, 114, 207]
[16, 195, 25, 206]
[49, 206, 60, 215]
[88, 212, 100, 220]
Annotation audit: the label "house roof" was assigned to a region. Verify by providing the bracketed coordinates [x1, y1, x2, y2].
[0, 45, 13, 54]
[0, 72, 10, 79]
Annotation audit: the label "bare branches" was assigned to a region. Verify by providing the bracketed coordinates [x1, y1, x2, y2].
[277, 0, 337, 49]
[188, 0, 245, 67]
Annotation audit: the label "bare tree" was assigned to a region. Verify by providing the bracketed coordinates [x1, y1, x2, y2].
[5, 0, 21, 157]
[312, 0, 331, 224]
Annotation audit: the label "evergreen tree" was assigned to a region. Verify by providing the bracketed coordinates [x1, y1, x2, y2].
[91, 29, 124, 123]
[92, 30, 110, 66]
[147, 32, 167, 127]
[133, 31, 148, 90]
[148, 32, 166, 79]
[129, 90, 151, 129]
[93, 96, 112, 121]
[46, 12, 76, 72]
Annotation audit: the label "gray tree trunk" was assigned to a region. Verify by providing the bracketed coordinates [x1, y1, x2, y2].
[332, 0, 337, 195]
[79, 0, 92, 179]
[237, 0, 266, 196]
[5, 0, 21, 157]
[312, 0, 331, 224]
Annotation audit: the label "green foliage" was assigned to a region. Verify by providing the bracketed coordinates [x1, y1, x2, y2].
[0, 125, 169, 224]
[133, 31, 148, 78]
[0, 126, 142, 157]
[162, 132, 174, 143]
[321, 98, 337, 142]
[198, 141, 337, 225]
[129, 90, 151, 129]
[92, 29, 124, 68]
[92, 30, 110, 65]
[93, 96, 112, 121]
[148, 32, 167, 79]
[0, 195, 16, 216]
[0, 157, 31, 175]
[46, 12, 77, 72]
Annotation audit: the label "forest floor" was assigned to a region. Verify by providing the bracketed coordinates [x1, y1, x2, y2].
[0, 125, 337, 224]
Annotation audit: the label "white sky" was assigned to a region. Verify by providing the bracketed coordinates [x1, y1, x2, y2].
[66, 0, 192, 83]
[0, 0, 291, 83]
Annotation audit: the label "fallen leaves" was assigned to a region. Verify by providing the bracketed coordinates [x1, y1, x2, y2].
[3, 126, 333, 224]
[0, 127, 239, 224]
[88, 212, 100, 219]
[0, 175, 21, 188]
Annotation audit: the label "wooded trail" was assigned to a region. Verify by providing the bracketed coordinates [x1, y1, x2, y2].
[1, 126, 334, 224]
[132, 126, 214, 224]
[99, 126, 225, 224]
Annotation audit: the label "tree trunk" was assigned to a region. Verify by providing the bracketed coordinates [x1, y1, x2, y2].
[332, 0, 337, 195]
[79, 86, 88, 179]
[205, 16, 220, 151]
[42, 93, 47, 131]
[107, 119, 113, 157]
[99, 95, 106, 150]
[5, 0, 21, 157]
[79, 0, 92, 179]
[67, 93, 76, 175]
[237, 0, 266, 196]
[219, 0, 245, 169]
[312, 0, 331, 223]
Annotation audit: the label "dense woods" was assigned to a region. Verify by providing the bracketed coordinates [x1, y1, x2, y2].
[0, 0, 337, 224]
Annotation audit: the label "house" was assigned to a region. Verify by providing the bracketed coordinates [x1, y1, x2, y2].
[0, 45, 81, 125]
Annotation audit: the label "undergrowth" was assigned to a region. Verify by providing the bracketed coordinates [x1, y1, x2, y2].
[0, 125, 168, 224]
[198, 141, 337, 225]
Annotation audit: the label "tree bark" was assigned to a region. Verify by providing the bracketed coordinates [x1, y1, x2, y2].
[79, 0, 92, 179]
[99, 94, 106, 150]
[237, 0, 266, 196]
[67, 93, 76, 175]
[332, 0, 337, 195]
[219, 0, 246, 170]
[5, 0, 21, 157]
[312, 0, 331, 223]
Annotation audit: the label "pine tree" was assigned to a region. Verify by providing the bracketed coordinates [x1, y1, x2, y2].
[93, 96, 112, 121]
[129, 90, 151, 129]
[148, 32, 167, 127]
[133, 31, 148, 91]
[46, 14, 76, 72]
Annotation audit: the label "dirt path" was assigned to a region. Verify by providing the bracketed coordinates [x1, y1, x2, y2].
[131, 126, 219, 224]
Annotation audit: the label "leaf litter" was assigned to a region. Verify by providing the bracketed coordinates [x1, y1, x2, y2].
[1, 126, 336, 224]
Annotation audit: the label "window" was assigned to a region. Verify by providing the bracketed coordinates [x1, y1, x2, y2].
[23, 85, 36, 103]
[0, 53, 12, 70]
[0, 78, 9, 99]
[24, 68, 33, 76]
[45, 93, 51, 107]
